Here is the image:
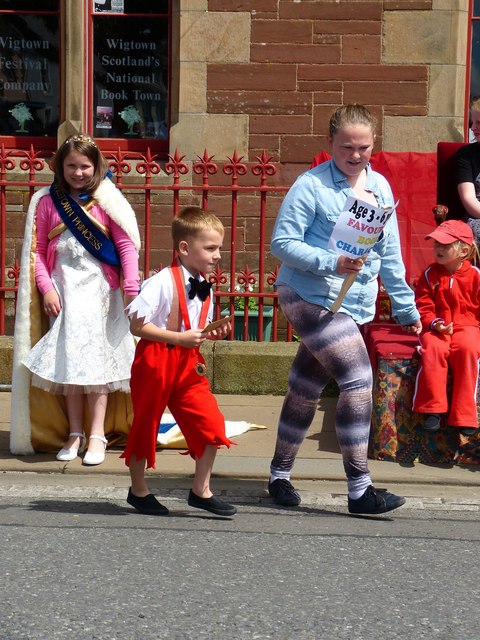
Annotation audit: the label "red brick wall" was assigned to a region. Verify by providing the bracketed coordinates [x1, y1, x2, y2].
[208, 0, 431, 173]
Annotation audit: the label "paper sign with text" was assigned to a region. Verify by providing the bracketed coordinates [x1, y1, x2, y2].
[328, 196, 397, 258]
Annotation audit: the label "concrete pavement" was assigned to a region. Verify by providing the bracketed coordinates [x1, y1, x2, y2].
[2, 391, 480, 509]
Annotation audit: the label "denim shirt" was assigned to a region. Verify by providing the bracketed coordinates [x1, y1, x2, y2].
[271, 159, 420, 325]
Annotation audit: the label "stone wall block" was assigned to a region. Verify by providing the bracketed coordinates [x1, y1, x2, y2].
[180, 0, 208, 10]
[209, 0, 277, 12]
[429, 64, 466, 117]
[432, 0, 468, 10]
[170, 114, 248, 158]
[281, 136, 328, 164]
[211, 341, 298, 395]
[383, 11, 460, 64]
[208, 63, 297, 91]
[180, 11, 250, 63]
[250, 115, 312, 135]
[299, 64, 428, 82]
[384, 115, 465, 151]
[344, 81, 428, 106]
[384, 0, 431, 9]
[0, 337, 13, 385]
[251, 44, 340, 64]
[342, 35, 381, 64]
[314, 20, 381, 36]
[279, 1, 382, 21]
[252, 19, 312, 44]
[178, 62, 207, 113]
[207, 91, 312, 116]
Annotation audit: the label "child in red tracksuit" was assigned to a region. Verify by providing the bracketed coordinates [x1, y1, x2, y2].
[121, 206, 236, 517]
[413, 219, 480, 435]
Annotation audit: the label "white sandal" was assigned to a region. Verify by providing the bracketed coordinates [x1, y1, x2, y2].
[83, 435, 108, 466]
[56, 432, 86, 462]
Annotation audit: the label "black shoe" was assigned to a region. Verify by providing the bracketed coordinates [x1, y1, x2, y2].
[424, 413, 441, 432]
[188, 490, 237, 516]
[458, 427, 479, 436]
[268, 479, 301, 506]
[127, 488, 169, 515]
[348, 485, 406, 515]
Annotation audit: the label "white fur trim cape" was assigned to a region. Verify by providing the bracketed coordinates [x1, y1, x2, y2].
[10, 179, 140, 454]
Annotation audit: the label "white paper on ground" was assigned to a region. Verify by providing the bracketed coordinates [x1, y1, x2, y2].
[157, 414, 266, 446]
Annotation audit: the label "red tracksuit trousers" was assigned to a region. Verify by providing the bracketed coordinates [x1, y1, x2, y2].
[413, 325, 480, 427]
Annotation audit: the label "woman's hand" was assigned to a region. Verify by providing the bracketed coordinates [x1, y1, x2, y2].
[402, 319, 422, 335]
[43, 289, 61, 317]
[337, 255, 365, 275]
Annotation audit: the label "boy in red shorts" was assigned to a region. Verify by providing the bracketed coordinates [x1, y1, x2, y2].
[122, 206, 236, 516]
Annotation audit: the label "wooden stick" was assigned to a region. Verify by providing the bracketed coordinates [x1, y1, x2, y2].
[330, 273, 357, 313]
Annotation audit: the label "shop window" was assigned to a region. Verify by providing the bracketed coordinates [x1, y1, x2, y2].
[0, 0, 60, 148]
[89, 0, 170, 153]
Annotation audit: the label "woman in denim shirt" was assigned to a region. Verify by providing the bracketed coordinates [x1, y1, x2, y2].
[268, 104, 421, 515]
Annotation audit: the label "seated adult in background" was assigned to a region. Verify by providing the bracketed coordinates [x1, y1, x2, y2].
[456, 97, 480, 241]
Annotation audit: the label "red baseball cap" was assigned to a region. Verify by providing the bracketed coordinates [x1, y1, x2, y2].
[425, 219, 474, 246]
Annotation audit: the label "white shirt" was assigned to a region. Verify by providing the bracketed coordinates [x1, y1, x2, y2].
[127, 264, 213, 330]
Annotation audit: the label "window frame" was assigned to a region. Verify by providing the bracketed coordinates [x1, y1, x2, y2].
[86, 0, 172, 155]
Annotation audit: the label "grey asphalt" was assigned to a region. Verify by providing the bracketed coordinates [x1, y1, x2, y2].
[3, 393, 480, 640]
[2, 391, 480, 509]
[3, 495, 480, 640]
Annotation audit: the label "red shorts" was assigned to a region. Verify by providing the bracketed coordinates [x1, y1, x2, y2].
[121, 340, 233, 469]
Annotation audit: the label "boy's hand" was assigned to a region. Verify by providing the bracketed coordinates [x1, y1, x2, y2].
[433, 320, 453, 335]
[43, 289, 61, 317]
[177, 329, 207, 348]
[206, 321, 231, 341]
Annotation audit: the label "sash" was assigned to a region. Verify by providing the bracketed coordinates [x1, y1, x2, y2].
[49, 183, 121, 267]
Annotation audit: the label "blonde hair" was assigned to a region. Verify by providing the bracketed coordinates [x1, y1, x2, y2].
[467, 241, 480, 263]
[328, 104, 377, 138]
[171, 206, 224, 249]
[50, 133, 109, 195]
[450, 238, 480, 263]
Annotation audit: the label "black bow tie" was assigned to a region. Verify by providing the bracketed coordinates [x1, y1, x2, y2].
[188, 277, 212, 301]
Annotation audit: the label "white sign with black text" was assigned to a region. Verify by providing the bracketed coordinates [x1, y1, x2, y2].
[328, 196, 397, 258]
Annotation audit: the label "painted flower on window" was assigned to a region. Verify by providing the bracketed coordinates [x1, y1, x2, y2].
[9, 103, 33, 133]
[119, 105, 141, 135]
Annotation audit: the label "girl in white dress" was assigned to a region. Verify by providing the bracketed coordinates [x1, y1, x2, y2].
[14, 134, 141, 464]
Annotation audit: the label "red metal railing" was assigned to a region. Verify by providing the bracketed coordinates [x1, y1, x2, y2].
[0, 145, 293, 340]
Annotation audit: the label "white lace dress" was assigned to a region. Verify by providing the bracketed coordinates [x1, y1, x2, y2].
[22, 230, 135, 395]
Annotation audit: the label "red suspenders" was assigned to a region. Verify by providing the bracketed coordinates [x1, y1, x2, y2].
[169, 260, 210, 376]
